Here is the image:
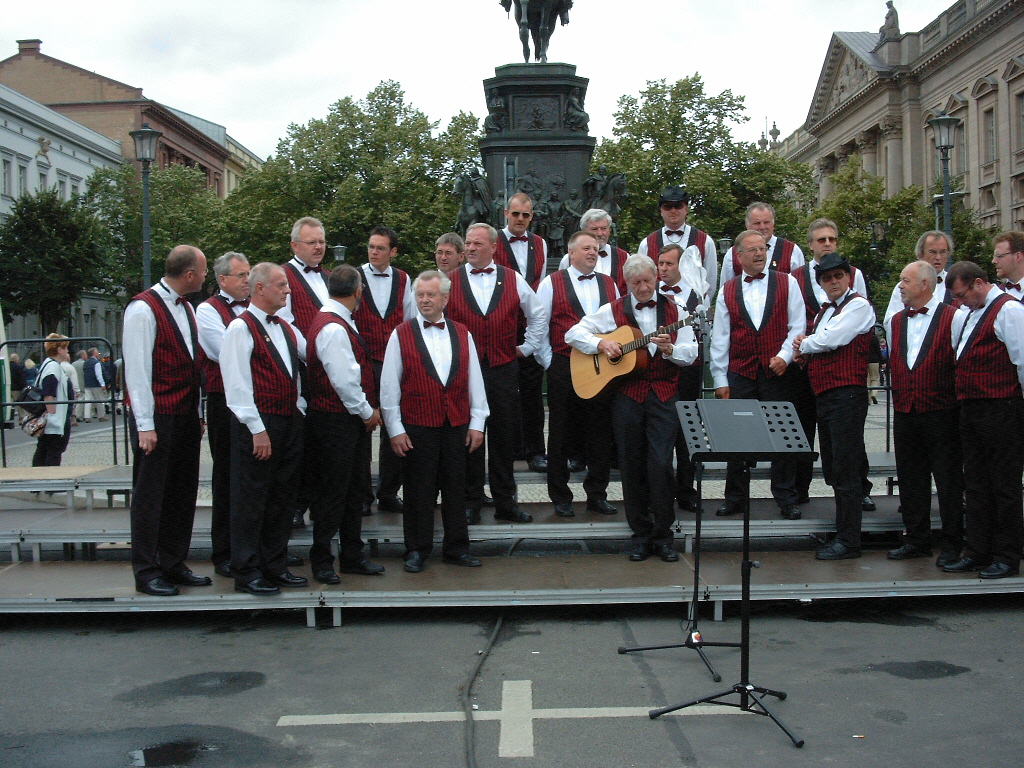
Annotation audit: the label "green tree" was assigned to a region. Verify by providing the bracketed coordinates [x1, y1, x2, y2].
[593, 76, 814, 249]
[0, 188, 107, 332]
[216, 81, 481, 274]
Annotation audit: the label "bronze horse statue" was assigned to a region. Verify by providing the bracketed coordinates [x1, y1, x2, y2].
[501, 0, 573, 63]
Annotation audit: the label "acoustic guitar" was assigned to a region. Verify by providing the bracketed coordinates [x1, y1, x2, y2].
[570, 315, 696, 399]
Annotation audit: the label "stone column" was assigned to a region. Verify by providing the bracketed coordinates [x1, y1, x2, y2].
[817, 156, 838, 202]
[857, 130, 879, 177]
[881, 116, 904, 198]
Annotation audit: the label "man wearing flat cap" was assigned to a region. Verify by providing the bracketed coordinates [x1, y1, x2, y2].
[637, 185, 718, 300]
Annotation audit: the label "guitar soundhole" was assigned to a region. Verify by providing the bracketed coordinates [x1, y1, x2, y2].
[608, 355, 623, 365]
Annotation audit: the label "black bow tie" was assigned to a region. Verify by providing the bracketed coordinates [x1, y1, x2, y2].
[302, 265, 319, 274]
[744, 273, 766, 283]
[664, 230, 684, 238]
[936, 275, 944, 284]
[227, 299, 249, 308]
[1006, 282, 1021, 292]
[661, 285, 681, 294]
[509, 235, 529, 243]
[423, 320, 445, 330]
[266, 315, 280, 325]
[636, 300, 657, 310]
[175, 296, 187, 306]
[371, 271, 389, 277]
[906, 306, 930, 317]
[470, 267, 494, 275]
[577, 273, 596, 281]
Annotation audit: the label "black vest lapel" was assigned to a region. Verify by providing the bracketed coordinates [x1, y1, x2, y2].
[152, 286, 196, 360]
[484, 265, 507, 315]
[285, 262, 324, 311]
[908, 308, 943, 372]
[411, 321, 445, 387]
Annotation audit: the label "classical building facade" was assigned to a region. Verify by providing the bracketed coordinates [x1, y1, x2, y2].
[779, 0, 1024, 232]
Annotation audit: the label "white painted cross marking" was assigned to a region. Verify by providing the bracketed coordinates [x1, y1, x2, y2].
[277, 679, 739, 758]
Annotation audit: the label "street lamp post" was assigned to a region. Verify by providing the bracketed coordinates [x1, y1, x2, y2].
[927, 111, 961, 238]
[129, 123, 163, 288]
[332, 244, 347, 263]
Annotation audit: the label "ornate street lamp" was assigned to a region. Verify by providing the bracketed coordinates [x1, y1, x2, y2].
[927, 111, 961, 238]
[717, 236, 733, 256]
[129, 123, 163, 288]
[332, 244, 347, 263]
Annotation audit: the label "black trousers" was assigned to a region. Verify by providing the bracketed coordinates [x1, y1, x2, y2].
[402, 423, 471, 557]
[371, 359, 402, 501]
[129, 410, 202, 585]
[205, 392, 232, 567]
[789, 365, 817, 496]
[816, 385, 868, 549]
[229, 412, 304, 585]
[959, 397, 1024, 566]
[545, 354, 611, 504]
[723, 368, 799, 509]
[307, 409, 371, 571]
[893, 407, 965, 554]
[467, 360, 520, 513]
[612, 388, 679, 545]
[517, 354, 546, 458]
[32, 429, 70, 467]
[674, 362, 704, 503]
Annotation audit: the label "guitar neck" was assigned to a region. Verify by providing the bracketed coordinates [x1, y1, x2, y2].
[621, 316, 693, 354]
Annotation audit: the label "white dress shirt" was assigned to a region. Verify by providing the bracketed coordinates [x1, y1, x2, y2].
[883, 269, 949, 325]
[710, 272, 806, 388]
[802, 262, 869, 309]
[502, 227, 548, 277]
[883, 294, 960, 369]
[312, 300, 374, 420]
[220, 304, 307, 435]
[461, 261, 546, 357]
[951, 284, 1024, 387]
[196, 291, 247, 362]
[278, 257, 329, 326]
[1000, 279, 1024, 302]
[637, 224, 719, 298]
[565, 296, 698, 364]
[380, 313, 489, 438]
[798, 289, 876, 355]
[535, 266, 620, 369]
[360, 262, 416, 320]
[123, 280, 197, 432]
[719, 236, 806, 286]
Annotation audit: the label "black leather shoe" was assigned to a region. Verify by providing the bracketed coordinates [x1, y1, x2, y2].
[797, 492, 811, 505]
[292, 510, 306, 529]
[567, 459, 586, 473]
[466, 508, 481, 525]
[443, 553, 482, 567]
[376, 496, 405, 514]
[780, 505, 802, 520]
[165, 570, 212, 587]
[716, 504, 740, 517]
[861, 496, 877, 512]
[815, 541, 861, 560]
[979, 562, 1019, 579]
[268, 571, 308, 587]
[314, 569, 341, 585]
[943, 556, 989, 573]
[628, 544, 651, 562]
[528, 454, 548, 472]
[482, 495, 495, 507]
[935, 551, 960, 568]
[586, 499, 617, 515]
[404, 552, 425, 573]
[213, 562, 234, 578]
[678, 498, 700, 512]
[235, 578, 280, 596]
[136, 578, 180, 596]
[286, 554, 305, 567]
[887, 543, 932, 560]
[553, 502, 575, 517]
[495, 506, 533, 523]
[656, 544, 679, 562]
[339, 559, 385, 575]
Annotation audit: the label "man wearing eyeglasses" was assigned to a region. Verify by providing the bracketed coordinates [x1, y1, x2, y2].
[123, 245, 209, 596]
[992, 230, 1024, 302]
[794, 253, 876, 560]
[942, 259, 1024, 579]
[197, 251, 251, 579]
[636, 185, 718, 300]
[883, 231, 955, 322]
[712, 231, 806, 521]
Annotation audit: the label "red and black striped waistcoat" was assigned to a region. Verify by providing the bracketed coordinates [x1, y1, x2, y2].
[199, 294, 237, 394]
[446, 265, 521, 367]
[549, 270, 615, 358]
[306, 311, 379, 413]
[396, 319, 471, 428]
[646, 227, 707, 264]
[729, 238, 795, 277]
[955, 293, 1022, 400]
[889, 304, 958, 413]
[353, 266, 409, 363]
[793, 263, 865, 333]
[126, 288, 200, 415]
[722, 270, 790, 381]
[283, 261, 329, 335]
[495, 231, 545, 290]
[240, 312, 301, 416]
[805, 292, 871, 396]
[611, 294, 681, 403]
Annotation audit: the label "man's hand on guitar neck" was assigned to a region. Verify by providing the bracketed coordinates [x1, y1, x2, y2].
[597, 338, 623, 360]
[652, 333, 673, 356]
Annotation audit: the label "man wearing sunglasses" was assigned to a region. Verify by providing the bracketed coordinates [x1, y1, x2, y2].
[636, 185, 718, 300]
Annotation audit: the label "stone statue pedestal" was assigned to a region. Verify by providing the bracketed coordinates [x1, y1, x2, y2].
[479, 63, 595, 254]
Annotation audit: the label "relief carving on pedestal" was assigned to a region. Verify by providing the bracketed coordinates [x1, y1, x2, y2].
[513, 96, 561, 131]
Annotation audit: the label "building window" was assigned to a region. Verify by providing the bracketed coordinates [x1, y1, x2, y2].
[38, 171, 48, 190]
[1018, 93, 1024, 150]
[71, 183, 79, 197]
[984, 108, 997, 163]
[1, 159, 10, 196]
[18, 165, 27, 196]
[58, 179, 67, 199]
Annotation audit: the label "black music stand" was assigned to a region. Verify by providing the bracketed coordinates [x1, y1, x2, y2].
[648, 399, 815, 748]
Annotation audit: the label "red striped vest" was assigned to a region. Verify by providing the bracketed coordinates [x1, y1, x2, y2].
[283, 261, 329, 334]
[306, 311, 379, 413]
[446, 264, 521, 366]
[495, 231, 546, 289]
[793, 263, 865, 333]
[805, 293, 871, 396]
[126, 288, 200, 415]
[646, 227, 708, 265]
[611, 294, 681, 403]
[722, 271, 791, 380]
[729, 238, 796, 277]
[199, 294, 238, 394]
[353, 266, 410, 363]
[955, 293, 1022, 400]
[396, 319, 471, 428]
[549, 270, 615, 357]
[240, 312, 301, 416]
[889, 303, 958, 413]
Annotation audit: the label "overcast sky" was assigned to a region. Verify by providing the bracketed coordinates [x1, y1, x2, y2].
[6, 1, 952, 160]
